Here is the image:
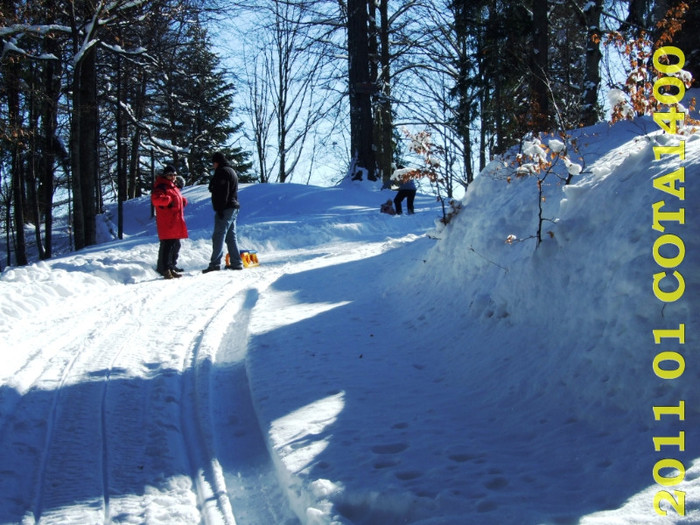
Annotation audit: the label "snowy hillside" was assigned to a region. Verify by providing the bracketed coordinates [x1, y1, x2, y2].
[0, 114, 699, 524]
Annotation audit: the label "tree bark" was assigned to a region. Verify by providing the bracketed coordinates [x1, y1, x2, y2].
[129, 72, 147, 199]
[117, 54, 127, 239]
[624, 0, 652, 33]
[40, 33, 62, 259]
[71, 44, 99, 249]
[6, 56, 28, 266]
[531, 0, 550, 131]
[452, 1, 473, 184]
[581, 0, 603, 127]
[2, 0, 28, 265]
[27, 72, 46, 261]
[377, 0, 393, 186]
[347, 0, 376, 181]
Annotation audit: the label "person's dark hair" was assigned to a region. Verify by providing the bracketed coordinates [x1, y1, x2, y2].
[212, 152, 227, 165]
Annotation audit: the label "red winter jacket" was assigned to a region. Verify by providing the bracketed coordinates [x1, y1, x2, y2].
[151, 176, 189, 240]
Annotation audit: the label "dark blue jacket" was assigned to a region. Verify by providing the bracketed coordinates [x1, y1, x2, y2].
[208, 163, 240, 211]
[398, 179, 416, 191]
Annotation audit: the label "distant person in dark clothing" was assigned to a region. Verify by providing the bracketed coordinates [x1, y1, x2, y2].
[202, 152, 244, 273]
[151, 165, 188, 279]
[394, 178, 417, 215]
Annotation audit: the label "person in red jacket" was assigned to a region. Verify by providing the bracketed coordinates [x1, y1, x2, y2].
[151, 165, 189, 279]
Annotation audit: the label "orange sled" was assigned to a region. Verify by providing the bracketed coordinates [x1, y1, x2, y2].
[226, 250, 260, 268]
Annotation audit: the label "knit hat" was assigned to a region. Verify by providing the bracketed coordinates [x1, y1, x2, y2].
[212, 152, 227, 165]
[162, 164, 176, 175]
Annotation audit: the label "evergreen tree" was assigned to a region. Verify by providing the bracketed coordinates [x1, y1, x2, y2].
[166, 21, 252, 184]
[1, 0, 253, 265]
[481, 0, 532, 151]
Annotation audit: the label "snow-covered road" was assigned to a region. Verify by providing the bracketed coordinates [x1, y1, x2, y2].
[0, 258, 300, 524]
[0, 181, 442, 525]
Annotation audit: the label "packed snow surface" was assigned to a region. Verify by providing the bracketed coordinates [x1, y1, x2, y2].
[1, 116, 699, 524]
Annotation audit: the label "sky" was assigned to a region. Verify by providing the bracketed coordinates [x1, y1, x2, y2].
[0, 103, 699, 523]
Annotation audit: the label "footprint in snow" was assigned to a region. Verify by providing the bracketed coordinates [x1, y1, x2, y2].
[371, 442, 408, 454]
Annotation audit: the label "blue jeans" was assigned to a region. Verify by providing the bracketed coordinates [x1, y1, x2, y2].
[209, 208, 243, 268]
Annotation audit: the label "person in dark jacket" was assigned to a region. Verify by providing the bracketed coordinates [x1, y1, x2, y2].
[394, 178, 417, 215]
[202, 152, 244, 273]
[151, 165, 188, 279]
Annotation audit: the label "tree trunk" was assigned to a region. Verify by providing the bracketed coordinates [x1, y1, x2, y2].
[347, 0, 376, 181]
[531, 0, 550, 131]
[494, 73, 505, 154]
[623, 0, 652, 33]
[40, 33, 62, 259]
[275, 1, 289, 183]
[11, 156, 28, 267]
[581, 0, 603, 127]
[6, 55, 28, 266]
[117, 54, 127, 239]
[129, 72, 147, 198]
[27, 72, 46, 261]
[477, 20, 489, 171]
[377, 0, 393, 186]
[2, 0, 28, 266]
[659, 0, 700, 81]
[71, 44, 99, 249]
[453, 2, 473, 184]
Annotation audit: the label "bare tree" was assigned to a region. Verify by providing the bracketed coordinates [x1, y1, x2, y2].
[243, 50, 276, 183]
[390, 0, 478, 192]
[236, 0, 345, 183]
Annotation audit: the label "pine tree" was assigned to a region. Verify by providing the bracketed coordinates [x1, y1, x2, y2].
[169, 22, 251, 184]
[1, 0, 253, 265]
[142, 14, 252, 185]
[480, 0, 532, 151]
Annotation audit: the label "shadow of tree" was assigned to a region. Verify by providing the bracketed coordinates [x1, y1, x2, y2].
[241, 239, 698, 524]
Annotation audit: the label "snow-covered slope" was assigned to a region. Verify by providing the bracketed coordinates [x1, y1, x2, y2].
[1, 115, 698, 524]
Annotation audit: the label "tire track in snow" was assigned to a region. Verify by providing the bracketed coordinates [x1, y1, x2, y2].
[1, 263, 299, 525]
[30, 326, 91, 524]
[15, 294, 142, 524]
[209, 288, 299, 525]
[174, 268, 300, 524]
[177, 288, 238, 525]
[35, 295, 155, 525]
[100, 275, 249, 525]
[0, 275, 237, 524]
[0, 287, 139, 523]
